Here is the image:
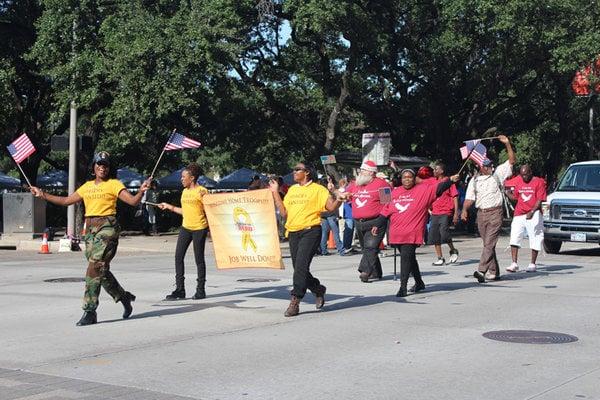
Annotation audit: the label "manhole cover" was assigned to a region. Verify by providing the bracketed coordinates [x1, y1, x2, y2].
[236, 278, 280, 283]
[44, 277, 85, 283]
[483, 330, 578, 344]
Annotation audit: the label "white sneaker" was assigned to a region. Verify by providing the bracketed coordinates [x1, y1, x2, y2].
[526, 263, 537, 273]
[432, 257, 445, 266]
[448, 249, 459, 264]
[506, 262, 519, 273]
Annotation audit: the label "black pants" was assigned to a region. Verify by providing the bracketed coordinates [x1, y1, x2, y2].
[355, 217, 387, 277]
[288, 226, 322, 298]
[175, 227, 208, 289]
[394, 244, 423, 288]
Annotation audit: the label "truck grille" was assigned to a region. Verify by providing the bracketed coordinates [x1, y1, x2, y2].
[555, 205, 600, 222]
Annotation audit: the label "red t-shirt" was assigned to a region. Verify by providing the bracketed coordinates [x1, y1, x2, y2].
[512, 176, 546, 216]
[381, 183, 437, 244]
[431, 177, 459, 216]
[347, 178, 391, 219]
[420, 177, 437, 186]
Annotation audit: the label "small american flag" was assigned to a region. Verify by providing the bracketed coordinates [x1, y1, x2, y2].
[460, 140, 488, 167]
[163, 132, 201, 151]
[7, 133, 36, 164]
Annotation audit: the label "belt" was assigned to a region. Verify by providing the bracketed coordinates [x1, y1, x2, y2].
[355, 216, 379, 222]
[302, 225, 321, 230]
[85, 215, 116, 220]
[479, 206, 502, 213]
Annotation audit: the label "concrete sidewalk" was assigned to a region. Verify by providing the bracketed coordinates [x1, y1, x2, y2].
[0, 235, 599, 400]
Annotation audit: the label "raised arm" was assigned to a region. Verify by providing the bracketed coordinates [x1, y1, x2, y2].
[30, 186, 82, 207]
[118, 179, 151, 207]
[325, 189, 350, 211]
[435, 174, 461, 197]
[498, 134, 516, 165]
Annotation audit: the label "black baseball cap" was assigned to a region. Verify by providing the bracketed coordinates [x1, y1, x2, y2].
[93, 151, 111, 166]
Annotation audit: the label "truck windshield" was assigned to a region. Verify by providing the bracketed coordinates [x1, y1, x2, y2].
[557, 165, 600, 192]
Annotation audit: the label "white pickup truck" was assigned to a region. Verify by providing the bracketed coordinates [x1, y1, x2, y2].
[542, 161, 600, 253]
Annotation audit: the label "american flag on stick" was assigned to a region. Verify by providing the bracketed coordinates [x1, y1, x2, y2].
[7, 133, 36, 164]
[460, 139, 489, 167]
[163, 132, 201, 151]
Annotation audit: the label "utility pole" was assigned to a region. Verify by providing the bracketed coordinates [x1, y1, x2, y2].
[67, 15, 78, 240]
[67, 102, 77, 238]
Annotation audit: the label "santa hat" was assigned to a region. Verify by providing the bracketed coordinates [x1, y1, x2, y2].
[360, 160, 378, 172]
[417, 166, 433, 179]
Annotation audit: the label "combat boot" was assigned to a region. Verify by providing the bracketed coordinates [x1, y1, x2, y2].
[284, 295, 300, 317]
[396, 283, 408, 298]
[76, 311, 97, 326]
[165, 288, 186, 300]
[120, 292, 136, 319]
[192, 286, 206, 300]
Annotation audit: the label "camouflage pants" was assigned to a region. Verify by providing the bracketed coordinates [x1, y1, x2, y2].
[82, 216, 126, 311]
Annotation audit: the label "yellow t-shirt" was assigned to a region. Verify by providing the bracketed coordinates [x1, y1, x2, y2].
[283, 182, 330, 232]
[76, 179, 126, 217]
[181, 185, 208, 230]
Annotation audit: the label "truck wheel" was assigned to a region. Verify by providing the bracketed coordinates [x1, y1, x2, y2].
[543, 239, 562, 254]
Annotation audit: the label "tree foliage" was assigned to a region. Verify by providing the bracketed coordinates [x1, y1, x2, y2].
[1, 0, 600, 183]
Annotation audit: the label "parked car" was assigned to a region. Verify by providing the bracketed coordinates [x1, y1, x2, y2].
[542, 160, 600, 253]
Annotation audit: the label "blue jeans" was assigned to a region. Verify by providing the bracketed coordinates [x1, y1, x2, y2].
[342, 218, 354, 250]
[320, 216, 344, 254]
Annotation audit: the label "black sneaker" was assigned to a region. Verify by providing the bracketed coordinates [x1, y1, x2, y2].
[473, 271, 485, 283]
[165, 289, 186, 300]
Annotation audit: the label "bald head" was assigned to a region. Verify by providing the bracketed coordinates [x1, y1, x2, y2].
[520, 164, 533, 183]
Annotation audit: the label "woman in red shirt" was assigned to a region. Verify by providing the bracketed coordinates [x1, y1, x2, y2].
[376, 169, 459, 297]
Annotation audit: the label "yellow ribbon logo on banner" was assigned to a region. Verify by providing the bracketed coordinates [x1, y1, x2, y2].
[233, 207, 257, 252]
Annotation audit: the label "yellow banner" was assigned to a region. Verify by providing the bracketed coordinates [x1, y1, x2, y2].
[203, 189, 283, 269]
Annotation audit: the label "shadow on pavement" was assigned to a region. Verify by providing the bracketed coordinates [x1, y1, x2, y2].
[98, 300, 263, 323]
[558, 248, 600, 256]
[460, 264, 583, 283]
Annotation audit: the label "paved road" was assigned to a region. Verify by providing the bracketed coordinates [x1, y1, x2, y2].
[1, 234, 599, 400]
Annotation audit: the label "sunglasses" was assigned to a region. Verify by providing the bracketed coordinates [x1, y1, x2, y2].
[293, 167, 306, 172]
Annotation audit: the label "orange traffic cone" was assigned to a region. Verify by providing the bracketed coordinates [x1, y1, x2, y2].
[39, 232, 51, 254]
[327, 231, 336, 249]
